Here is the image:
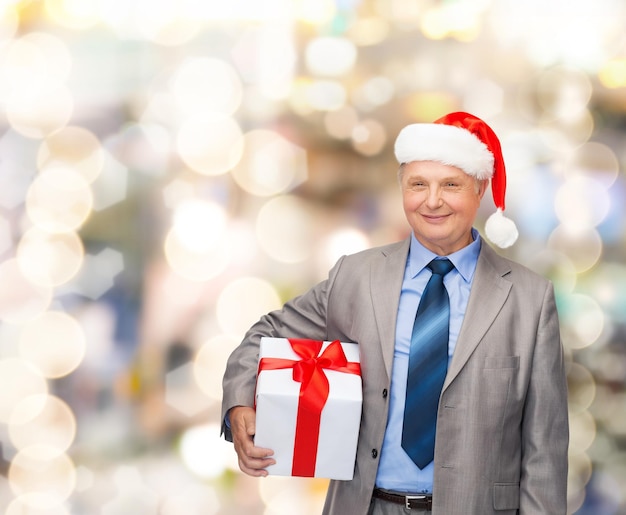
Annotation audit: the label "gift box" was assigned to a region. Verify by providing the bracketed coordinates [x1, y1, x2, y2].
[254, 337, 362, 480]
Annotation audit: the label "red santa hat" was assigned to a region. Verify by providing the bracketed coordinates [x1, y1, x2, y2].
[394, 111, 518, 248]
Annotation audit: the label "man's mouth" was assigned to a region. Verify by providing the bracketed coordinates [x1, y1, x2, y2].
[422, 213, 450, 222]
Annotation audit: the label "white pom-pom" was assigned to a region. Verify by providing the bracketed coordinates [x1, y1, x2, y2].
[485, 209, 518, 248]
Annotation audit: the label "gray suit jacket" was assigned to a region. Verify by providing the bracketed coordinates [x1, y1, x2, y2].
[221, 238, 569, 515]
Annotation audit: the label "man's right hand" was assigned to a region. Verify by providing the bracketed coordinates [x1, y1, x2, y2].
[229, 406, 276, 477]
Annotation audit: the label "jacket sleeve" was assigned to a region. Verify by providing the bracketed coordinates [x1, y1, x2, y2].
[519, 281, 569, 514]
[220, 255, 346, 440]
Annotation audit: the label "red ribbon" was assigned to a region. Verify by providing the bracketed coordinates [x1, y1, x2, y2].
[257, 338, 361, 476]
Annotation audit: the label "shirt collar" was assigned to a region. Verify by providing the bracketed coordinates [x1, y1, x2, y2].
[408, 228, 482, 283]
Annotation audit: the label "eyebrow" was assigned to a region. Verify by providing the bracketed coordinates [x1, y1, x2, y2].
[406, 174, 467, 182]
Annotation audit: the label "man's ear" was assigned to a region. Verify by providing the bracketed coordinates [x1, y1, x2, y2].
[478, 179, 489, 199]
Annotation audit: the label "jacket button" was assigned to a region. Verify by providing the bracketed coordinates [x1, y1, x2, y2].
[371, 449, 378, 459]
[382, 388, 388, 398]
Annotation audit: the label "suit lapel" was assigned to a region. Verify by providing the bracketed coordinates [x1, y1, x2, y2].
[370, 239, 409, 377]
[443, 243, 512, 391]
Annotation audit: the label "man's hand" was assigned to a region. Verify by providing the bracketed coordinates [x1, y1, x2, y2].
[229, 406, 275, 477]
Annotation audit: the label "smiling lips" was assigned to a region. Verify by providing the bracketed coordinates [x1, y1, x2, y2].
[421, 213, 450, 223]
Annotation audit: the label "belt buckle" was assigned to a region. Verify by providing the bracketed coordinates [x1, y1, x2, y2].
[405, 494, 427, 510]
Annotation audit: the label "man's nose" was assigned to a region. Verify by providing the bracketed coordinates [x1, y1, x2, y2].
[425, 187, 442, 208]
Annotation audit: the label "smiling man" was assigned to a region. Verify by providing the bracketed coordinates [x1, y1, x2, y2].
[222, 112, 569, 515]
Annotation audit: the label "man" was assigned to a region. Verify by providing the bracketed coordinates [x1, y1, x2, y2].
[221, 112, 569, 514]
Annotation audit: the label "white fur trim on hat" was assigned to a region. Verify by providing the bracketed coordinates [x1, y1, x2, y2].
[394, 123, 494, 180]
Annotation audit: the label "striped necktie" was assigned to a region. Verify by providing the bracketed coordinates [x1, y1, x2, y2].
[401, 258, 455, 469]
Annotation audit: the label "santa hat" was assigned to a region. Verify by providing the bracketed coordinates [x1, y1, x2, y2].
[394, 111, 518, 248]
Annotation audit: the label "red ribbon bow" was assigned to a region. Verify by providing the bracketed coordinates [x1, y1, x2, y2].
[258, 338, 361, 476]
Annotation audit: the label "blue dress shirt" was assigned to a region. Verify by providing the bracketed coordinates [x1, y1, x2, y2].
[375, 229, 482, 493]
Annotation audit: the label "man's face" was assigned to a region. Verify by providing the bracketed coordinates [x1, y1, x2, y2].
[401, 160, 487, 256]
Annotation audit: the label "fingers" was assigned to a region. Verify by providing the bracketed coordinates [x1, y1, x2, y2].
[237, 445, 276, 477]
[230, 406, 276, 477]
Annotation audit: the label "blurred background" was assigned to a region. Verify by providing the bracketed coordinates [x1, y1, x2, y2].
[0, 0, 624, 513]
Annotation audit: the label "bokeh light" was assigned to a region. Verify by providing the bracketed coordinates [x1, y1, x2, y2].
[44, 0, 100, 30]
[216, 277, 281, 338]
[165, 361, 210, 417]
[8, 447, 76, 508]
[0, 32, 72, 91]
[0, 215, 14, 255]
[324, 106, 359, 140]
[559, 293, 605, 350]
[567, 141, 620, 185]
[171, 199, 227, 253]
[548, 226, 602, 273]
[568, 363, 596, 414]
[295, 0, 336, 25]
[164, 198, 231, 281]
[171, 58, 242, 116]
[351, 118, 387, 156]
[25, 167, 93, 233]
[536, 66, 592, 121]
[179, 423, 237, 479]
[420, 2, 482, 41]
[347, 16, 389, 46]
[18, 311, 86, 378]
[164, 227, 230, 281]
[193, 335, 239, 402]
[567, 451, 592, 514]
[6, 82, 73, 139]
[0, 358, 48, 424]
[37, 126, 105, 185]
[526, 250, 578, 295]
[232, 130, 308, 196]
[598, 57, 626, 88]
[305, 37, 357, 77]
[554, 176, 610, 231]
[259, 476, 327, 515]
[17, 228, 84, 288]
[0, 259, 52, 324]
[129, 0, 203, 46]
[305, 80, 347, 112]
[6, 498, 71, 515]
[569, 410, 596, 455]
[256, 196, 315, 264]
[0, 4, 19, 43]
[160, 485, 220, 515]
[2, 31, 74, 138]
[8, 394, 77, 456]
[69, 247, 124, 300]
[176, 114, 244, 176]
[231, 24, 296, 100]
[321, 227, 370, 270]
[353, 76, 395, 111]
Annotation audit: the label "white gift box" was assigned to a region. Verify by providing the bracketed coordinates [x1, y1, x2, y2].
[254, 337, 362, 480]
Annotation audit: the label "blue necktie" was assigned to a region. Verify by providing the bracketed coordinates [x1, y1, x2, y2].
[401, 258, 455, 469]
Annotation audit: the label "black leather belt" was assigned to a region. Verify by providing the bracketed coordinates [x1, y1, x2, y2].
[372, 488, 433, 510]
